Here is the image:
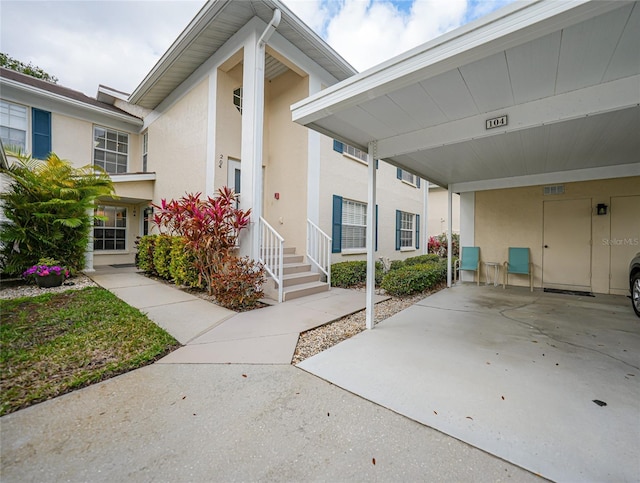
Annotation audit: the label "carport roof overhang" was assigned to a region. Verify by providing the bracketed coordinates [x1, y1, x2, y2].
[292, 0, 640, 192]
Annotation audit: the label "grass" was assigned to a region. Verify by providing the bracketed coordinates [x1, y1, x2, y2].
[0, 287, 180, 416]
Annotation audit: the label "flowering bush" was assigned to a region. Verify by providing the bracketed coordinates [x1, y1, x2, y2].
[22, 258, 70, 281]
[428, 232, 460, 258]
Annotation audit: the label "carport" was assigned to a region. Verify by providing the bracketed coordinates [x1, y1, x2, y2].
[298, 285, 640, 481]
[291, 0, 640, 480]
[292, 0, 640, 327]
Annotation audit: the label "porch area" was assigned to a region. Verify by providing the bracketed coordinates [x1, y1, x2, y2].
[298, 284, 640, 482]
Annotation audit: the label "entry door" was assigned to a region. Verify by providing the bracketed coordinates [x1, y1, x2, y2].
[543, 199, 592, 290]
[227, 159, 241, 198]
[610, 195, 640, 291]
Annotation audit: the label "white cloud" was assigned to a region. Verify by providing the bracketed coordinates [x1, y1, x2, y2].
[1, 0, 514, 95]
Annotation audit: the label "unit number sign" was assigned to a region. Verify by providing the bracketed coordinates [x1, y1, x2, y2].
[485, 115, 508, 130]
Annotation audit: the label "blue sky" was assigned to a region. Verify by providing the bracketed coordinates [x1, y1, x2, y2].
[0, 0, 515, 96]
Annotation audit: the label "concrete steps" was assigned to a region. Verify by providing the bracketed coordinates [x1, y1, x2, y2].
[264, 246, 330, 302]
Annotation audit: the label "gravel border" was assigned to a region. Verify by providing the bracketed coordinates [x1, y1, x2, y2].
[0, 275, 98, 299]
[292, 284, 446, 365]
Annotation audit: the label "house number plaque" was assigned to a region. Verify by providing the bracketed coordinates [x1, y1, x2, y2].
[486, 115, 508, 129]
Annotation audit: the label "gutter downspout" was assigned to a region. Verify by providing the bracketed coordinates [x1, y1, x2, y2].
[249, 8, 281, 260]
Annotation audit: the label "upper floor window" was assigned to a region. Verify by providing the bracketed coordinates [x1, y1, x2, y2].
[94, 126, 128, 174]
[0, 100, 27, 152]
[333, 140, 370, 164]
[233, 87, 243, 114]
[142, 131, 148, 172]
[397, 168, 420, 188]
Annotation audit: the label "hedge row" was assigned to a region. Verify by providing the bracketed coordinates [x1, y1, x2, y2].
[135, 235, 201, 288]
[331, 255, 448, 296]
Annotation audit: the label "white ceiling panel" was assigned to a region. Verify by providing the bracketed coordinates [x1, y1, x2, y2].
[556, 5, 632, 94]
[506, 31, 561, 104]
[604, 3, 640, 82]
[359, 96, 409, 137]
[459, 52, 514, 113]
[385, 83, 448, 130]
[421, 69, 479, 121]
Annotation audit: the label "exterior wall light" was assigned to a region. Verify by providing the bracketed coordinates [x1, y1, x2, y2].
[596, 203, 608, 215]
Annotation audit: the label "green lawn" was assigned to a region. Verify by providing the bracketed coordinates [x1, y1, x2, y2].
[0, 287, 179, 416]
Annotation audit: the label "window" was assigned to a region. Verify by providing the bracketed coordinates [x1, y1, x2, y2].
[94, 205, 127, 250]
[93, 126, 128, 174]
[142, 131, 148, 172]
[332, 195, 378, 253]
[333, 140, 372, 164]
[342, 199, 367, 250]
[0, 100, 27, 151]
[397, 168, 420, 187]
[395, 210, 420, 251]
[233, 87, 243, 114]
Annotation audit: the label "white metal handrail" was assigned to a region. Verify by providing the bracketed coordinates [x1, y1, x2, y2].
[307, 219, 332, 288]
[259, 217, 284, 303]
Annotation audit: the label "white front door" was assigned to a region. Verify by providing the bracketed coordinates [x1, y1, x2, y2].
[543, 198, 592, 290]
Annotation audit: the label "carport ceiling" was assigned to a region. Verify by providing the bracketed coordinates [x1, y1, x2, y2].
[292, 0, 640, 190]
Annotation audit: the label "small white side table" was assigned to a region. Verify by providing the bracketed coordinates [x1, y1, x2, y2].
[484, 262, 501, 286]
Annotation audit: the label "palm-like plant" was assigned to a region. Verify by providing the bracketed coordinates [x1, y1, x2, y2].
[0, 150, 114, 274]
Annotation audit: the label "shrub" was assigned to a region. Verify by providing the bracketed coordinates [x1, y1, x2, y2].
[210, 256, 265, 311]
[380, 261, 447, 296]
[427, 232, 460, 258]
[331, 260, 383, 288]
[152, 234, 173, 279]
[389, 259, 405, 271]
[0, 151, 114, 275]
[169, 237, 201, 288]
[404, 253, 441, 266]
[135, 235, 157, 274]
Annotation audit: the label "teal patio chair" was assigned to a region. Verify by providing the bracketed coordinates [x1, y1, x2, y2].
[503, 247, 533, 291]
[455, 246, 480, 286]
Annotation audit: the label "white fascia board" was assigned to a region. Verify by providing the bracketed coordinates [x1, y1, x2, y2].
[129, 0, 229, 104]
[451, 162, 640, 193]
[377, 75, 640, 159]
[292, 0, 625, 126]
[111, 173, 156, 183]
[1, 79, 142, 131]
[143, 17, 265, 128]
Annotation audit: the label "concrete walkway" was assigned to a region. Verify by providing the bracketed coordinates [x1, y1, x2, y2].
[88, 265, 388, 364]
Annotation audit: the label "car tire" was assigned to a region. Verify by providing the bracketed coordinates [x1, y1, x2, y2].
[633, 273, 640, 318]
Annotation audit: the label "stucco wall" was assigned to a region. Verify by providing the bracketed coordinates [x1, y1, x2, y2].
[147, 78, 209, 203]
[319, 141, 425, 263]
[474, 176, 640, 293]
[51, 113, 93, 166]
[427, 186, 460, 238]
[214, 63, 243, 193]
[262, 70, 309, 252]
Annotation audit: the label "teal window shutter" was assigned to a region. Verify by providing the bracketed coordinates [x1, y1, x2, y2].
[416, 177, 421, 188]
[397, 168, 402, 179]
[395, 210, 401, 250]
[333, 140, 344, 153]
[32, 108, 51, 159]
[375, 204, 379, 251]
[332, 195, 343, 253]
[375, 159, 379, 169]
[415, 214, 420, 249]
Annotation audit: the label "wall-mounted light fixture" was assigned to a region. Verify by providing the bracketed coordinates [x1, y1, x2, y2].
[596, 203, 608, 216]
[144, 206, 154, 217]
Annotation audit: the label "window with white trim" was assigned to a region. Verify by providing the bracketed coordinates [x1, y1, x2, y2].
[397, 168, 420, 187]
[94, 205, 127, 250]
[233, 87, 243, 114]
[344, 144, 368, 163]
[0, 100, 27, 151]
[400, 211, 414, 248]
[342, 199, 367, 250]
[142, 131, 148, 172]
[93, 126, 128, 174]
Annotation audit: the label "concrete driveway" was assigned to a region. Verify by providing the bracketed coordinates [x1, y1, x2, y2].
[299, 284, 640, 482]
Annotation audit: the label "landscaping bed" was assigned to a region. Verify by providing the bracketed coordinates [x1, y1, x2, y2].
[0, 285, 179, 416]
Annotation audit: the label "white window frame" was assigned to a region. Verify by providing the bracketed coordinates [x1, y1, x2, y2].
[142, 131, 148, 172]
[93, 125, 129, 174]
[342, 198, 367, 252]
[233, 87, 243, 114]
[0, 100, 28, 152]
[343, 143, 368, 164]
[400, 211, 415, 250]
[94, 205, 127, 251]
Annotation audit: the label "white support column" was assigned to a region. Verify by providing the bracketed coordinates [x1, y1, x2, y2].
[306, 75, 322, 227]
[423, 180, 429, 255]
[447, 185, 453, 287]
[205, 71, 218, 197]
[365, 141, 377, 330]
[84, 207, 95, 272]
